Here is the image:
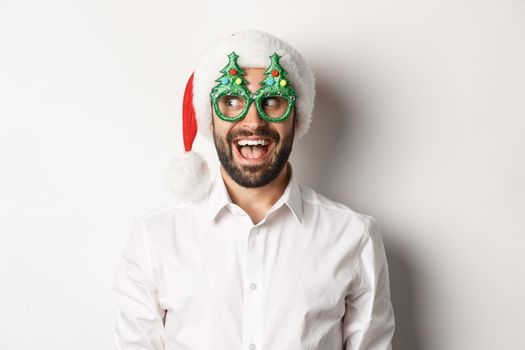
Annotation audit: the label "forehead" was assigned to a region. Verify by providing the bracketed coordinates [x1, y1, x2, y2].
[241, 67, 265, 92]
[241, 67, 265, 79]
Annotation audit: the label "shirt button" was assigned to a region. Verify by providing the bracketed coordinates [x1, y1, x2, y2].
[250, 282, 258, 290]
[249, 344, 256, 350]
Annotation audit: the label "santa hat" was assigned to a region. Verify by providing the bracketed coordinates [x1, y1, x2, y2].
[167, 29, 316, 202]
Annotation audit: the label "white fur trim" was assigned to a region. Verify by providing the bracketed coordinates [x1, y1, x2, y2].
[193, 29, 315, 140]
[166, 151, 211, 202]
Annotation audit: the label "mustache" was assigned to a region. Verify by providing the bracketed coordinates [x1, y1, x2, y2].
[226, 126, 281, 145]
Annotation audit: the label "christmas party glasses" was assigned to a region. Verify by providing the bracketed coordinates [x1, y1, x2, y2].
[210, 52, 297, 123]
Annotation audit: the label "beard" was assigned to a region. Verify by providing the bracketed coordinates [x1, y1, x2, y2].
[212, 116, 295, 188]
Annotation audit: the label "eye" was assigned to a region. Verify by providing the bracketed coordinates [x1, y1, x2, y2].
[217, 95, 246, 118]
[219, 95, 244, 109]
[227, 97, 240, 107]
[260, 96, 289, 119]
[262, 97, 280, 108]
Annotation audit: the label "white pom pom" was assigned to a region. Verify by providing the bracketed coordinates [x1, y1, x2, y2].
[166, 151, 211, 202]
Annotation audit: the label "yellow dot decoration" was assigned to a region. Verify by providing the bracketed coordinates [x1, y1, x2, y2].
[235, 78, 242, 85]
[280, 79, 287, 87]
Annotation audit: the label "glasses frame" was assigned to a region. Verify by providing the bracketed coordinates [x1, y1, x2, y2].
[211, 88, 296, 123]
[209, 51, 297, 123]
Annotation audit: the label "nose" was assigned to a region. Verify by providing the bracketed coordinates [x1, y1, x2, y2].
[241, 100, 266, 131]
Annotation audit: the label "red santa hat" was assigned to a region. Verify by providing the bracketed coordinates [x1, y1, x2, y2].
[167, 29, 316, 202]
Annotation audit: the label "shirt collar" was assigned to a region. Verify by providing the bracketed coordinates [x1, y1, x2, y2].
[207, 163, 303, 224]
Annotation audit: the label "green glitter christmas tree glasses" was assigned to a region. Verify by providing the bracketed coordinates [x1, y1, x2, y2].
[210, 51, 297, 123]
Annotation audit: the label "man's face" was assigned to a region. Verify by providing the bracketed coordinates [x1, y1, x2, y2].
[211, 67, 298, 188]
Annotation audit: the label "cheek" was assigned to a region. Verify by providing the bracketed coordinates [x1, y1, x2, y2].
[211, 115, 230, 137]
[213, 124, 239, 149]
[276, 120, 294, 136]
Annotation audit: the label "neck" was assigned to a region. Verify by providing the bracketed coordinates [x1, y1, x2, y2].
[220, 162, 291, 224]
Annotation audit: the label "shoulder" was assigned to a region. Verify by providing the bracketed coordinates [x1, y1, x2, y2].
[300, 184, 373, 219]
[132, 196, 208, 235]
[299, 184, 378, 235]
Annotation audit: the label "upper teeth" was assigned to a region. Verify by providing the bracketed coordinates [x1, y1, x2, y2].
[237, 139, 269, 146]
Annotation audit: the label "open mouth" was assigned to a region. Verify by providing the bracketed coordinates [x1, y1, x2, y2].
[233, 137, 273, 161]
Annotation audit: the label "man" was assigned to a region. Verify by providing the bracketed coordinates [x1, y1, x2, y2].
[113, 30, 395, 350]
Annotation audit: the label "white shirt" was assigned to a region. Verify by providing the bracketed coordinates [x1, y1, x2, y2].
[112, 163, 395, 350]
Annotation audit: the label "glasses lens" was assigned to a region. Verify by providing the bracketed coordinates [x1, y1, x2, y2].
[260, 96, 290, 119]
[217, 95, 247, 119]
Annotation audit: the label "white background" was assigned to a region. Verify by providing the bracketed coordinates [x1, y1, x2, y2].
[0, 0, 523, 349]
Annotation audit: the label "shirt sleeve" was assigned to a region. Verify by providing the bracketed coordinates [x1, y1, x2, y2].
[112, 218, 167, 350]
[342, 216, 396, 350]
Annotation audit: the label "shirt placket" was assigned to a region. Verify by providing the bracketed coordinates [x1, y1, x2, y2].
[242, 224, 264, 350]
